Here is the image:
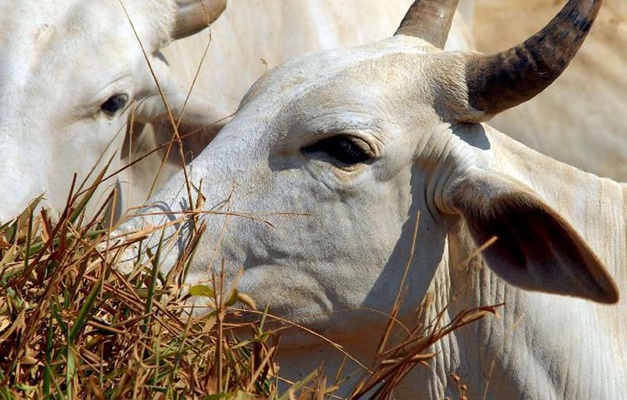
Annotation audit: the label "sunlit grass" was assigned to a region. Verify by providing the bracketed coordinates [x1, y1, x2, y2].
[0, 179, 283, 399]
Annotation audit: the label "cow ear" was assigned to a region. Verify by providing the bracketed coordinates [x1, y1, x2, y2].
[444, 168, 619, 304]
[151, 117, 228, 164]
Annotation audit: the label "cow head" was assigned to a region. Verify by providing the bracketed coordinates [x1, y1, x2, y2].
[114, 0, 617, 344]
[0, 0, 226, 222]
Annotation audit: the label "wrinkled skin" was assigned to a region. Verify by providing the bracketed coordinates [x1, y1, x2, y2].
[114, 19, 627, 400]
[0, 0, 224, 222]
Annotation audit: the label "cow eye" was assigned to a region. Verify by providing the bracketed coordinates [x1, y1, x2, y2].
[302, 135, 372, 165]
[100, 94, 129, 116]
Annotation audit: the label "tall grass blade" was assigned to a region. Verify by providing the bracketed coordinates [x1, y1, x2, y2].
[69, 277, 103, 343]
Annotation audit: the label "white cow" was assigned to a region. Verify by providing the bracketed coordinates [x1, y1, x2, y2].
[0, 0, 226, 222]
[124, 0, 477, 208]
[115, 0, 626, 398]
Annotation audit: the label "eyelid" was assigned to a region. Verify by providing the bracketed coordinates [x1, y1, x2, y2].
[301, 133, 380, 166]
[342, 131, 384, 159]
[347, 135, 375, 154]
[307, 130, 383, 153]
[88, 75, 134, 105]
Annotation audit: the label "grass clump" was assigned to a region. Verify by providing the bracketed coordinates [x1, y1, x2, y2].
[0, 188, 281, 399]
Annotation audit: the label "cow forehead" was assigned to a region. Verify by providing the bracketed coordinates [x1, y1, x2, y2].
[230, 37, 456, 161]
[241, 37, 437, 112]
[0, 1, 174, 60]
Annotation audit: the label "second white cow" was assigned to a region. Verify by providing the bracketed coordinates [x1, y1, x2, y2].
[0, 0, 226, 222]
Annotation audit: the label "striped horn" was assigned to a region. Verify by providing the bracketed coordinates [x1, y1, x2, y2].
[173, 0, 227, 40]
[465, 0, 602, 117]
[394, 0, 460, 49]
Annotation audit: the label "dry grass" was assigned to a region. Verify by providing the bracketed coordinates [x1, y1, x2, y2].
[0, 175, 282, 399]
[0, 167, 499, 399]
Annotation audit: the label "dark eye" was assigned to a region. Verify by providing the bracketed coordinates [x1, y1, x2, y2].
[302, 135, 372, 165]
[100, 94, 129, 116]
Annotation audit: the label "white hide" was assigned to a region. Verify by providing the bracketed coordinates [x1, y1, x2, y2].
[126, 0, 627, 219]
[0, 0, 214, 222]
[114, 7, 627, 399]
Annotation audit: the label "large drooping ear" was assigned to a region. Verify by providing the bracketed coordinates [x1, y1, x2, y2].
[149, 116, 228, 164]
[443, 168, 619, 304]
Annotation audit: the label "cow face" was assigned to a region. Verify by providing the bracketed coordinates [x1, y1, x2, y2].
[115, 0, 617, 348]
[114, 39, 450, 337]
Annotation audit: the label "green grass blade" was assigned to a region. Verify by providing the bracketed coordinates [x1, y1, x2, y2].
[143, 226, 166, 338]
[69, 277, 102, 343]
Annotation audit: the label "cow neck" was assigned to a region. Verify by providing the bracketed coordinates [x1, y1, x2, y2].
[423, 124, 627, 399]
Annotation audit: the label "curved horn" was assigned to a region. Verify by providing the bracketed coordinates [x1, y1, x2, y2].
[173, 0, 227, 40]
[394, 0, 460, 48]
[466, 0, 601, 117]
